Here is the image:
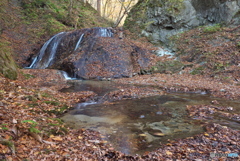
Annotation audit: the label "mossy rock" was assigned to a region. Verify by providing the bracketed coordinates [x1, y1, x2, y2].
[0, 39, 18, 80]
[151, 60, 184, 74]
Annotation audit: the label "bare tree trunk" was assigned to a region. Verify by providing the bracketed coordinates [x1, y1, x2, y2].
[114, 0, 135, 27]
[102, 0, 110, 17]
[97, 0, 101, 15]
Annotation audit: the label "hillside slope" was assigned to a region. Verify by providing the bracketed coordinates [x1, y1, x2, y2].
[123, 0, 240, 84]
[0, 0, 112, 79]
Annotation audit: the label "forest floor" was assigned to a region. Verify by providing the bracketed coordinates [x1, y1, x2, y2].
[0, 67, 239, 160]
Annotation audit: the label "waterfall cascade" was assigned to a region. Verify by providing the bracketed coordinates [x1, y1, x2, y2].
[60, 70, 76, 80]
[28, 27, 114, 70]
[74, 34, 85, 51]
[27, 27, 155, 80]
[29, 32, 66, 69]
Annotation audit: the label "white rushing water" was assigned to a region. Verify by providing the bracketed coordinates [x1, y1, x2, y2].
[29, 32, 65, 69]
[154, 47, 175, 58]
[28, 56, 38, 68]
[98, 28, 113, 37]
[60, 71, 73, 80]
[76, 101, 97, 109]
[74, 34, 85, 51]
[28, 27, 114, 79]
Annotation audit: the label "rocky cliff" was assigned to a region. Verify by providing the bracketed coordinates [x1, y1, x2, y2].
[124, 0, 240, 44]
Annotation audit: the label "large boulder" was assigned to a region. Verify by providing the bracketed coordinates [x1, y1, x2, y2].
[30, 27, 156, 79]
[124, 0, 240, 44]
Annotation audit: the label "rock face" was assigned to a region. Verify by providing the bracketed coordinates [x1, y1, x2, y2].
[124, 0, 240, 44]
[30, 27, 155, 79]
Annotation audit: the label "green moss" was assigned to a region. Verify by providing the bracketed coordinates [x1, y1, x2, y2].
[29, 127, 41, 133]
[124, 0, 184, 37]
[20, 0, 111, 36]
[22, 73, 35, 79]
[0, 39, 18, 80]
[151, 60, 184, 74]
[203, 24, 222, 33]
[49, 118, 64, 124]
[25, 95, 38, 102]
[0, 140, 15, 150]
[28, 103, 39, 107]
[190, 66, 205, 75]
[0, 123, 8, 130]
[164, 0, 185, 15]
[46, 17, 66, 35]
[41, 92, 52, 98]
[44, 101, 60, 106]
[22, 120, 38, 125]
[124, 0, 148, 35]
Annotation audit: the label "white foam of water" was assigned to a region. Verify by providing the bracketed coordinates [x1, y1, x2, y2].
[28, 56, 38, 68]
[30, 32, 65, 69]
[61, 71, 72, 80]
[74, 34, 84, 51]
[76, 101, 97, 109]
[99, 28, 113, 37]
[45, 33, 65, 68]
[155, 47, 175, 58]
[29, 28, 113, 69]
[60, 71, 77, 80]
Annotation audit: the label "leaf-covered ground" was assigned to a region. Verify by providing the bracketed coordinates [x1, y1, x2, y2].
[1, 25, 240, 160]
[0, 66, 239, 160]
[170, 24, 240, 83]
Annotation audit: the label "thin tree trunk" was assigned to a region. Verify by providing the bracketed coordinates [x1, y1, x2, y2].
[97, 0, 101, 15]
[114, 0, 134, 27]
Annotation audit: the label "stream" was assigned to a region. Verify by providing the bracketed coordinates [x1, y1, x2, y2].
[60, 80, 240, 155]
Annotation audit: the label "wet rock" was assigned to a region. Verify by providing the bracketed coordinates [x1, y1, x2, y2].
[62, 38, 153, 79]
[30, 27, 156, 80]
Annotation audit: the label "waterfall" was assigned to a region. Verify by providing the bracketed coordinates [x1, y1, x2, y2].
[27, 56, 38, 68]
[155, 47, 175, 58]
[28, 27, 114, 79]
[60, 70, 77, 80]
[76, 101, 97, 109]
[29, 32, 65, 69]
[74, 34, 84, 51]
[98, 28, 113, 37]
[60, 70, 72, 80]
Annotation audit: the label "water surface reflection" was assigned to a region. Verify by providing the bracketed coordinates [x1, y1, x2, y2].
[61, 81, 240, 155]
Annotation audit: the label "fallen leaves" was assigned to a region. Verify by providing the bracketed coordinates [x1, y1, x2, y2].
[50, 135, 63, 141]
[115, 72, 240, 100]
[165, 150, 172, 155]
[0, 57, 240, 160]
[187, 104, 240, 122]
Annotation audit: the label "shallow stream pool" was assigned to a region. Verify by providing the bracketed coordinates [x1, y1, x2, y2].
[61, 80, 240, 155]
